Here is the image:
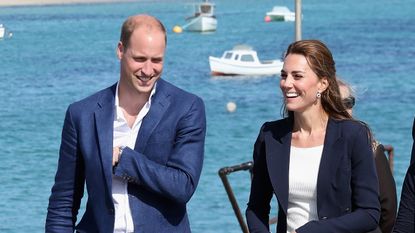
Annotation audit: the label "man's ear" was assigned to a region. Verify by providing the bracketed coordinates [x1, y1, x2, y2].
[116, 41, 124, 60]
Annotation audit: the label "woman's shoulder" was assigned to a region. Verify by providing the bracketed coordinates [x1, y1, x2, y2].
[331, 118, 369, 132]
[258, 118, 293, 141]
[262, 118, 291, 130]
[330, 119, 372, 146]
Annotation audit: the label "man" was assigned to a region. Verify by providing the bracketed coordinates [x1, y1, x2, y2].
[46, 14, 206, 233]
[393, 117, 415, 233]
[338, 79, 396, 233]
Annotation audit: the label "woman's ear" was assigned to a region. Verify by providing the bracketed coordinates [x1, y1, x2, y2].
[319, 77, 329, 93]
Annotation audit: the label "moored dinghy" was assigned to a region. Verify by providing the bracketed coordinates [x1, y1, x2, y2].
[0, 24, 5, 39]
[265, 6, 295, 22]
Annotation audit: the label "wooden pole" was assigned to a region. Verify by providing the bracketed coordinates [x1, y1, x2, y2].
[295, 0, 302, 41]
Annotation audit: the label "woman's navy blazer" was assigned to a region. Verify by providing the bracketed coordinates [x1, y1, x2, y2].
[246, 117, 380, 233]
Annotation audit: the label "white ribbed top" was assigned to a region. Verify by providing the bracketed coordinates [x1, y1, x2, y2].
[286, 145, 323, 233]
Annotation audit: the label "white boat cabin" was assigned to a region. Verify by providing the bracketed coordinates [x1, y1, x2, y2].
[194, 1, 215, 17]
[220, 46, 272, 65]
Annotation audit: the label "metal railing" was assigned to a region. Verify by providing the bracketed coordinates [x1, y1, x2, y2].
[218, 161, 253, 233]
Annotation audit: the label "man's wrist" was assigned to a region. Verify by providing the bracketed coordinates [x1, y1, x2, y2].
[119, 146, 126, 159]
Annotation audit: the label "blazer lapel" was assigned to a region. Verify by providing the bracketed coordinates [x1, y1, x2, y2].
[95, 84, 116, 193]
[134, 80, 170, 152]
[316, 118, 343, 211]
[265, 119, 292, 214]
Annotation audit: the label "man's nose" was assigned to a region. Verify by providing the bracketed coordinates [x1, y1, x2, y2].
[141, 61, 154, 76]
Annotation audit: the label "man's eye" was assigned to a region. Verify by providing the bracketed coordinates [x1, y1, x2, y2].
[280, 74, 287, 80]
[152, 58, 163, 64]
[134, 57, 146, 62]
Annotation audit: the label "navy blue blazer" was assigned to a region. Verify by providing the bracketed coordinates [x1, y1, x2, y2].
[246, 117, 380, 233]
[394, 117, 415, 233]
[411, 117, 415, 164]
[394, 163, 415, 233]
[46, 79, 206, 233]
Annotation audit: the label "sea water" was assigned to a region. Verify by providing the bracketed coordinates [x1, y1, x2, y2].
[0, 0, 414, 232]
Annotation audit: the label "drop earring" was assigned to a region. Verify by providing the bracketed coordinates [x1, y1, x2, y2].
[316, 91, 321, 98]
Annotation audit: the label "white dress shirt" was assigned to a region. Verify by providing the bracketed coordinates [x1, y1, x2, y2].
[112, 82, 156, 233]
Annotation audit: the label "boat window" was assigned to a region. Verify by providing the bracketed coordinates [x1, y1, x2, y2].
[224, 52, 233, 59]
[241, 55, 254, 62]
[201, 5, 211, 14]
[234, 55, 239, 60]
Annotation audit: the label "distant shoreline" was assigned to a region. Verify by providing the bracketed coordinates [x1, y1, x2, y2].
[0, 0, 138, 7]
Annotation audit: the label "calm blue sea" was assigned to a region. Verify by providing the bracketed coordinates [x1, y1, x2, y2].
[0, 0, 414, 232]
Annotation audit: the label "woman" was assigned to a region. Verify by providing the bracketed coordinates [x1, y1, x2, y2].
[338, 79, 397, 233]
[246, 40, 380, 233]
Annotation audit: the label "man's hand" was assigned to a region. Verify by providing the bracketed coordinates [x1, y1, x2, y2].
[113, 147, 121, 166]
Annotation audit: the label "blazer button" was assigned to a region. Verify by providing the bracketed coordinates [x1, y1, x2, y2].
[108, 208, 114, 214]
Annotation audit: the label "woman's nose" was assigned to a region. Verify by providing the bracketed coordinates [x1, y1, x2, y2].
[281, 76, 293, 88]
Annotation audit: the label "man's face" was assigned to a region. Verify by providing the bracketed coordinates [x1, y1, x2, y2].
[117, 27, 166, 95]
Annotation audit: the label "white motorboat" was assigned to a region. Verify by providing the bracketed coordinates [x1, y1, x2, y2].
[184, 0, 217, 32]
[0, 24, 5, 39]
[265, 6, 295, 22]
[209, 45, 284, 76]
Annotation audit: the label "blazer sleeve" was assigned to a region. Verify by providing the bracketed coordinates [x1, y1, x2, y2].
[394, 159, 415, 232]
[374, 144, 397, 233]
[411, 117, 415, 164]
[46, 106, 85, 233]
[246, 124, 274, 233]
[114, 97, 206, 205]
[297, 125, 381, 233]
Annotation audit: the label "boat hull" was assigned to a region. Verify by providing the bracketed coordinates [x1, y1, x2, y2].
[267, 14, 295, 22]
[209, 56, 283, 76]
[186, 16, 217, 32]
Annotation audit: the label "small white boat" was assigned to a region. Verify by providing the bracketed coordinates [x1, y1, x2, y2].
[185, 0, 217, 32]
[0, 24, 5, 39]
[209, 45, 284, 76]
[266, 6, 295, 22]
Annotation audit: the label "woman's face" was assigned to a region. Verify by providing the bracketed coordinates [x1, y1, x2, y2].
[280, 53, 327, 114]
